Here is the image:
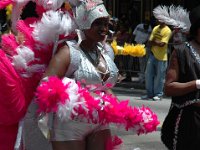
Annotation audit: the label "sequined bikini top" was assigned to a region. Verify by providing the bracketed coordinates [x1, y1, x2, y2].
[65, 40, 119, 91]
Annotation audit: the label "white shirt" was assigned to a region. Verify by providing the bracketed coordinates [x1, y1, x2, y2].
[133, 23, 152, 44]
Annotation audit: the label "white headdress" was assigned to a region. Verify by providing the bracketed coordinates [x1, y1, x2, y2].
[67, 0, 109, 44]
[153, 5, 191, 31]
[73, 0, 109, 30]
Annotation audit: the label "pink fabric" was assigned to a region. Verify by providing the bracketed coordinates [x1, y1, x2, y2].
[36, 77, 160, 134]
[0, 124, 18, 150]
[0, 50, 27, 125]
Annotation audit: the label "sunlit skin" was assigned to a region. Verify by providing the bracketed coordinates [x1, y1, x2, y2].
[82, 17, 110, 50]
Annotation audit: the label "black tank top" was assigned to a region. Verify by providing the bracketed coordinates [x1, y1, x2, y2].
[172, 42, 200, 104]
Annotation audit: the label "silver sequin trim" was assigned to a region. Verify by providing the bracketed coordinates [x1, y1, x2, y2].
[170, 99, 200, 150]
[186, 42, 200, 64]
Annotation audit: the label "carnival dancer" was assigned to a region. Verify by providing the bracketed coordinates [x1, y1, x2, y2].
[161, 5, 200, 150]
[35, 0, 160, 149]
[0, 0, 72, 149]
[40, 1, 120, 149]
[0, 0, 159, 150]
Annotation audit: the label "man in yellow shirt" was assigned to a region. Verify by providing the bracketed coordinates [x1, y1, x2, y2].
[141, 21, 172, 101]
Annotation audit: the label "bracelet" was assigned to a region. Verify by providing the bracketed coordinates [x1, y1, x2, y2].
[196, 80, 200, 89]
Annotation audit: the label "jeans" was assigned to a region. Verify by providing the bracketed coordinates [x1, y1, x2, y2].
[145, 53, 167, 97]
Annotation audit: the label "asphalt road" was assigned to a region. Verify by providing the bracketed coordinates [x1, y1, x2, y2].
[111, 83, 171, 150]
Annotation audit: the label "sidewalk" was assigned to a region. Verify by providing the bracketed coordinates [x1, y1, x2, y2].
[114, 80, 170, 99]
[111, 81, 170, 150]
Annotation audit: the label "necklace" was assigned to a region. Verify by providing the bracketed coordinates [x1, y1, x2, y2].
[81, 45, 100, 67]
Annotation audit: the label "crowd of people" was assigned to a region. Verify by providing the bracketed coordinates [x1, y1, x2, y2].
[0, 0, 200, 150]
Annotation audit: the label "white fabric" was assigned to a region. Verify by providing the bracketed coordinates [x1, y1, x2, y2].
[132, 23, 152, 44]
[196, 80, 200, 89]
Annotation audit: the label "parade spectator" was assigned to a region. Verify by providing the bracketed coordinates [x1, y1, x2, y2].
[161, 5, 200, 150]
[107, 17, 119, 43]
[114, 23, 131, 46]
[131, 19, 152, 83]
[141, 20, 172, 101]
[113, 23, 132, 81]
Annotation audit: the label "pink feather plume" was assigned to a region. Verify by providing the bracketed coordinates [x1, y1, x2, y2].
[0, 0, 13, 9]
[1, 34, 18, 56]
[36, 76, 70, 113]
[36, 77, 160, 135]
[106, 136, 123, 150]
[0, 50, 26, 125]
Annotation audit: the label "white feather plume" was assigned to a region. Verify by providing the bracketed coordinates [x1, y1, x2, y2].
[32, 10, 77, 45]
[12, 46, 45, 76]
[153, 5, 171, 24]
[153, 5, 191, 31]
[12, 46, 34, 70]
[57, 78, 88, 121]
[169, 5, 191, 30]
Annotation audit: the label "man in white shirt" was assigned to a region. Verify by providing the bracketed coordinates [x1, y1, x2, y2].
[131, 19, 152, 83]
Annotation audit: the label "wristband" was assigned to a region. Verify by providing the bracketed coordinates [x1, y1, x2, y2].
[196, 80, 200, 89]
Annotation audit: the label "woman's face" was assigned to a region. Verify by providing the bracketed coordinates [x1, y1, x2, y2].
[84, 17, 109, 42]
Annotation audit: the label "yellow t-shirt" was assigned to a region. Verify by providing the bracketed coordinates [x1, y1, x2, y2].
[149, 25, 172, 61]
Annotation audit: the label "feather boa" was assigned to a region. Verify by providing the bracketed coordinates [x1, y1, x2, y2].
[36, 76, 160, 135]
[111, 40, 146, 57]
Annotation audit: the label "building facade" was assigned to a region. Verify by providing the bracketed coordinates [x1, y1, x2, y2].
[104, 0, 200, 28]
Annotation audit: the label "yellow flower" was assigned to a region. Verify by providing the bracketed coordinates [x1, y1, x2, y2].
[123, 43, 132, 55]
[111, 40, 118, 55]
[111, 40, 146, 57]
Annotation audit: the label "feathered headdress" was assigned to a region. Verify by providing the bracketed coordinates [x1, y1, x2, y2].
[67, 0, 109, 44]
[68, 0, 109, 30]
[0, 1, 78, 149]
[153, 5, 191, 31]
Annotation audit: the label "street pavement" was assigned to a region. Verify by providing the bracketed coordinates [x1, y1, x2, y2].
[111, 81, 171, 150]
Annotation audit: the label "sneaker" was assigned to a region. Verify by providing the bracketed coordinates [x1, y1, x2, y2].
[140, 95, 153, 100]
[153, 96, 162, 101]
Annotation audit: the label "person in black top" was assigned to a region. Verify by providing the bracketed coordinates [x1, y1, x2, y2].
[161, 5, 200, 150]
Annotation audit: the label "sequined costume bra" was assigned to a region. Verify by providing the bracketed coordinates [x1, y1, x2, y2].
[65, 40, 119, 91]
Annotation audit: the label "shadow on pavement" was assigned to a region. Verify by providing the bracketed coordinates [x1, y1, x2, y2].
[112, 81, 146, 96]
